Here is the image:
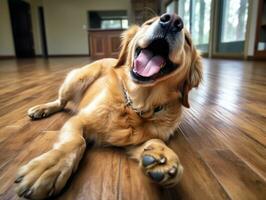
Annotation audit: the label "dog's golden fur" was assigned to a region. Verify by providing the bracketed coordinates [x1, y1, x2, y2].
[15, 15, 202, 199]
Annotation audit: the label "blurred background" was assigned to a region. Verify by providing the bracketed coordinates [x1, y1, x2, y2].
[0, 0, 265, 60]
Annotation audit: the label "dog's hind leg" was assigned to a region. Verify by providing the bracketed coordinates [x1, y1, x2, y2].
[28, 61, 103, 119]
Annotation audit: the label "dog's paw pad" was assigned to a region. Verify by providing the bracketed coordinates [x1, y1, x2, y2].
[142, 155, 156, 167]
[148, 171, 165, 182]
[142, 154, 167, 167]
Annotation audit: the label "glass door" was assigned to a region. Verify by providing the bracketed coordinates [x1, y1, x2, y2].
[216, 0, 249, 54]
[178, 0, 212, 53]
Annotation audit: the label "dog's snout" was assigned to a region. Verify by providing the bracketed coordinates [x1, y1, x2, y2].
[159, 13, 183, 32]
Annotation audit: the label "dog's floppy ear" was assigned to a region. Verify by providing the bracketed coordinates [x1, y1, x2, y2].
[115, 25, 139, 67]
[181, 50, 202, 108]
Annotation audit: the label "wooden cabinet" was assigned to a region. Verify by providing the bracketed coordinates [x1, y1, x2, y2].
[88, 29, 123, 59]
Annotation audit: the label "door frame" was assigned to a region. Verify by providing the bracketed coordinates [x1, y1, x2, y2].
[38, 6, 48, 58]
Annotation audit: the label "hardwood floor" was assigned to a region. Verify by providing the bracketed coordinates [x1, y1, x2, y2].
[0, 57, 265, 200]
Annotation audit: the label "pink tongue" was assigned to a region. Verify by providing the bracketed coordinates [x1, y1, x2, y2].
[133, 49, 165, 77]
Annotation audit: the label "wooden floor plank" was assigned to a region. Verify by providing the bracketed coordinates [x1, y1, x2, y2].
[166, 131, 231, 200]
[55, 148, 122, 200]
[202, 149, 266, 200]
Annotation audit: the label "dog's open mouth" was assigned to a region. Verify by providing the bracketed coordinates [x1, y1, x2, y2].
[131, 38, 179, 83]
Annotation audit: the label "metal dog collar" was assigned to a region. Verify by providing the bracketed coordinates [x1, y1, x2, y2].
[122, 85, 144, 117]
[122, 85, 164, 118]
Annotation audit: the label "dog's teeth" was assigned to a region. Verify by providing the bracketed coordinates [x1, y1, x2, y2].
[160, 62, 166, 68]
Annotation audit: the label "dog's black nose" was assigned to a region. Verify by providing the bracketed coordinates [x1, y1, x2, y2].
[173, 15, 183, 32]
[159, 13, 183, 32]
[160, 13, 171, 26]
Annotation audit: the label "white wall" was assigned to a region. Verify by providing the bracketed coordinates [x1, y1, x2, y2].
[0, 0, 130, 57]
[42, 0, 130, 55]
[0, 0, 15, 56]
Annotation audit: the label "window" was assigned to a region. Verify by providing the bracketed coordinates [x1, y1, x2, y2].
[178, 0, 191, 31]
[191, 0, 211, 46]
[216, 0, 249, 53]
[220, 0, 249, 43]
[101, 19, 128, 29]
[175, 0, 250, 55]
[89, 10, 128, 29]
[166, 1, 176, 14]
[178, 0, 212, 52]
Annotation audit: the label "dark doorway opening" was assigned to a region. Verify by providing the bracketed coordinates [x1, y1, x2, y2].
[8, 0, 35, 58]
[38, 6, 48, 57]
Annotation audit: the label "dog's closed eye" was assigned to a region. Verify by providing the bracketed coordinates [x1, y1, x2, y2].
[145, 21, 153, 25]
[154, 106, 163, 113]
[143, 17, 158, 26]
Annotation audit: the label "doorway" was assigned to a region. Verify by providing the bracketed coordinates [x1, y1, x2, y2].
[8, 0, 35, 58]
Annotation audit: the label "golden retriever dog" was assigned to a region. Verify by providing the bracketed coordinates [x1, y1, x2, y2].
[15, 13, 202, 199]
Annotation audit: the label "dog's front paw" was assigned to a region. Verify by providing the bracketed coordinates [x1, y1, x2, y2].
[27, 104, 51, 119]
[15, 149, 74, 199]
[140, 142, 183, 187]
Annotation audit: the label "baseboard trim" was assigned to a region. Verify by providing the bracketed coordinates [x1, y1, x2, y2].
[0, 55, 16, 59]
[0, 55, 90, 59]
[48, 54, 89, 57]
[247, 55, 266, 60]
[210, 54, 244, 60]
